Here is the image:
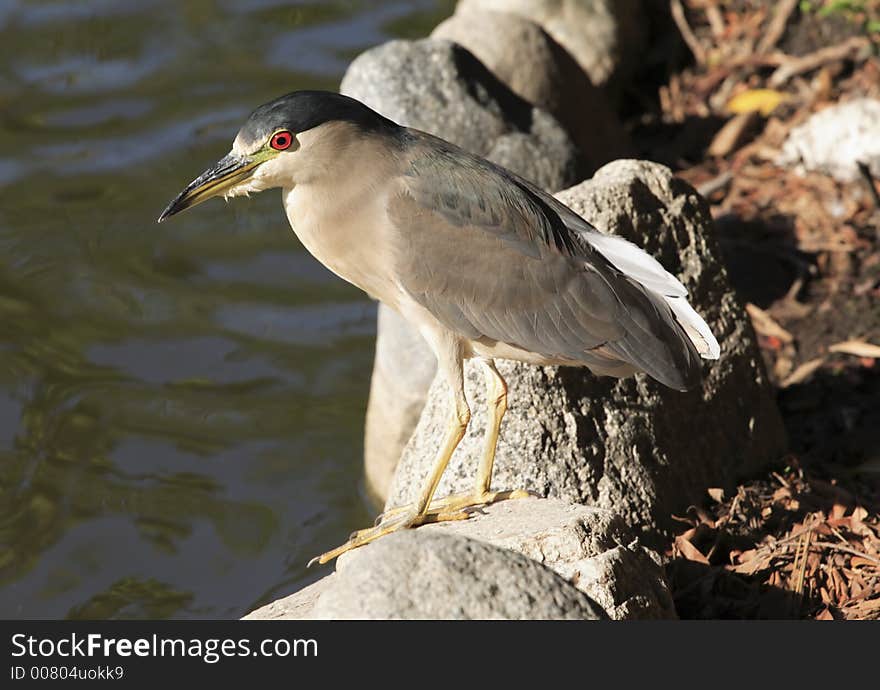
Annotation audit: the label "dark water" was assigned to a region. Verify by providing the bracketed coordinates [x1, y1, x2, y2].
[0, 0, 453, 619]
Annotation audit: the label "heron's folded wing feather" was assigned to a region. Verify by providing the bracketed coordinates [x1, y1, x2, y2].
[387, 143, 623, 357]
[387, 135, 703, 389]
[513, 178, 720, 360]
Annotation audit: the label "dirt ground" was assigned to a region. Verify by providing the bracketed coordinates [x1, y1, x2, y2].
[627, 0, 880, 619]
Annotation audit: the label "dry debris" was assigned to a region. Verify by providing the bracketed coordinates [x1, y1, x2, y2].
[667, 463, 880, 619]
[646, 0, 880, 619]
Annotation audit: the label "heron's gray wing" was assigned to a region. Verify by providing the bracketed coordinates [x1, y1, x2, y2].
[387, 134, 702, 389]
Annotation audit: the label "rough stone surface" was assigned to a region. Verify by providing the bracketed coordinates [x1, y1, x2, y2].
[456, 0, 643, 90]
[364, 306, 437, 500]
[432, 8, 632, 170]
[407, 499, 675, 619]
[348, 38, 587, 500]
[387, 160, 787, 538]
[242, 499, 675, 620]
[243, 576, 334, 621]
[315, 530, 606, 620]
[777, 98, 880, 183]
[340, 38, 584, 193]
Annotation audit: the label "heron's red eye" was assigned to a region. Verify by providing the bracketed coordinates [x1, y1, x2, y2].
[270, 130, 293, 151]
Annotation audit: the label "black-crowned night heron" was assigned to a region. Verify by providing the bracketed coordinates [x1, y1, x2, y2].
[159, 90, 720, 565]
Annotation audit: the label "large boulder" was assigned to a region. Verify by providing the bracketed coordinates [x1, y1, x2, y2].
[340, 38, 584, 191]
[387, 160, 787, 537]
[456, 0, 644, 91]
[432, 8, 632, 171]
[313, 531, 606, 620]
[243, 577, 334, 621]
[342, 38, 586, 500]
[244, 498, 675, 620]
[363, 306, 437, 500]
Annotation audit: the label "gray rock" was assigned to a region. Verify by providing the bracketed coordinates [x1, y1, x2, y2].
[432, 7, 632, 170]
[315, 530, 606, 620]
[777, 98, 880, 183]
[387, 160, 787, 537]
[243, 498, 674, 620]
[340, 38, 584, 192]
[456, 0, 644, 90]
[405, 498, 675, 619]
[243, 576, 334, 620]
[364, 305, 437, 500]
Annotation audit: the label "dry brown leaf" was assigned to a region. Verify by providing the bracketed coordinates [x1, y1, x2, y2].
[737, 549, 757, 563]
[773, 355, 794, 380]
[851, 557, 879, 569]
[846, 598, 880, 618]
[816, 607, 834, 621]
[708, 111, 760, 157]
[829, 340, 880, 358]
[850, 576, 865, 598]
[815, 523, 834, 537]
[773, 487, 791, 501]
[851, 507, 870, 536]
[731, 552, 772, 575]
[780, 358, 824, 388]
[675, 535, 710, 565]
[694, 507, 716, 527]
[708, 487, 725, 503]
[746, 303, 794, 343]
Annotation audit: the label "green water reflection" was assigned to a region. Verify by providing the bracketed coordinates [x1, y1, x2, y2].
[0, 0, 454, 619]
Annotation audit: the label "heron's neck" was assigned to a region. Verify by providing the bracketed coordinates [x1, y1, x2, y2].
[281, 179, 397, 305]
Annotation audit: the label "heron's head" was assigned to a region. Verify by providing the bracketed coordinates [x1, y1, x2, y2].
[158, 90, 396, 222]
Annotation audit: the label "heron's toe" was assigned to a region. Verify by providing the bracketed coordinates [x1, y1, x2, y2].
[310, 504, 476, 567]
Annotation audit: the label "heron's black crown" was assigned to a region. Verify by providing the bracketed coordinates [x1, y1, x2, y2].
[238, 91, 398, 145]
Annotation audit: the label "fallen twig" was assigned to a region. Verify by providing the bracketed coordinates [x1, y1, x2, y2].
[696, 170, 733, 198]
[769, 37, 872, 87]
[790, 529, 812, 615]
[671, 0, 707, 65]
[705, 2, 725, 41]
[812, 542, 880, 567]
[693, 53, 787, 96]
[757, 0, 799, 54]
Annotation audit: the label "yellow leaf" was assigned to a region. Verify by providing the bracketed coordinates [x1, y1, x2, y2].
[726, 89, 789, 116]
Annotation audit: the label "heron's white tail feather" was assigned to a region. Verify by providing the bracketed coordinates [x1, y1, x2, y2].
[585, 231, 720, 360]
[663, 294, 720, 359]
[586, 232, 687, 297]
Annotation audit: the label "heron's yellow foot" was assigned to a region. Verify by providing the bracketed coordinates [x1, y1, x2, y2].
[374, 488, 532, 525]
[308, 507, 471, 567]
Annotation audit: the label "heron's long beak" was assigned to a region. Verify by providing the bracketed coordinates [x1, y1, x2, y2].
[158, 153, 260, 222]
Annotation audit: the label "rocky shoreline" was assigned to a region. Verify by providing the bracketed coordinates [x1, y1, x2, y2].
[246, 0, 786, 621]
[246, 499, 675, 620]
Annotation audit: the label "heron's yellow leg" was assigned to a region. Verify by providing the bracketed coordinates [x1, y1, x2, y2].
[376, 360, 529, 523]
[309, 384, 472, 566]
[475, 359, 509, 494]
